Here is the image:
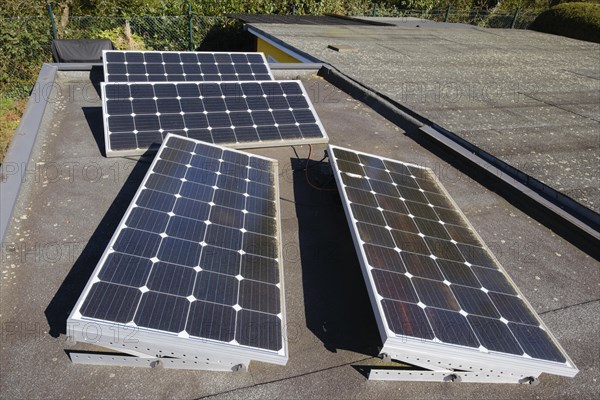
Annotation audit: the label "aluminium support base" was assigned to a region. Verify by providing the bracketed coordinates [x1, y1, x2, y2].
[69, 351, 247, 371]
[66, 340, 250, 372]
[369, 368, 540, 384]
[368, 353, 541, 384]
[64, 325, 258, 372]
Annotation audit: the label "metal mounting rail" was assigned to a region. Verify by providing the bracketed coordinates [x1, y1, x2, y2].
[369, 368, 540, 384]
[69, 352, 247, 372]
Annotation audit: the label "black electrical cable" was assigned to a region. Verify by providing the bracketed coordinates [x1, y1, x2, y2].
[304, 144, 337, 192]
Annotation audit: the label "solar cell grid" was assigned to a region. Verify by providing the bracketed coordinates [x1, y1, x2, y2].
[71, 135, 286, 355]
[329, 145, 572, 366]
[103, 50, 273, 82]
[102, 80, 328, 156]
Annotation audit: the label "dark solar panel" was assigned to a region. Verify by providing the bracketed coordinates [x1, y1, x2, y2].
[71, 134, 285, 354]
[329, 145, 571, 365]
[101, 81, 328, 156]
[103, 50, 273, 82]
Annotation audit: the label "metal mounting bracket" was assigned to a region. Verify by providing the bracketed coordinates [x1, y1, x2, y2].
[68, 351, 248, 372]
[368, 351, 542, 384]
[369, 369, 539, 384]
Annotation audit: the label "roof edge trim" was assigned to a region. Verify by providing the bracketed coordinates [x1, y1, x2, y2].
[245, 25, 321, 64]
[0, 63, 58, 245]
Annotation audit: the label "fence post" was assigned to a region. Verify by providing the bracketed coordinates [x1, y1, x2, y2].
[444, 4, 451, 23]
[292, 4, 296, 15]
[46, 3, 57, 40]
[372, 2, 378, 17]
[511, 7, 520, 29]
[188, 3, 193, 51]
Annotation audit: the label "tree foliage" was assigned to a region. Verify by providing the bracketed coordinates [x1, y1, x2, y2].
[0, 16, 51, 96]
[2, 0, 546, 18]
[530, 2, 600, 43]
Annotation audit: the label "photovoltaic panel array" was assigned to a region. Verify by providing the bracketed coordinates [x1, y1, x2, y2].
[69, 134, 287, 361]
[328, 145, 575, 370]
[103, 50, 273, 83]
[101, 80, 328, 156]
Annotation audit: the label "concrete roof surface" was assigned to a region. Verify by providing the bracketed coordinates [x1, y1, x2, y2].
[248, 23, 600, 214]
[0, 71, 598, 399]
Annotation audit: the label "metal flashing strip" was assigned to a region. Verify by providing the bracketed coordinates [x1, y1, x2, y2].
[419, 125, 600, 240]
[0, 64, 58, 245]
[245, 26, 321, 64]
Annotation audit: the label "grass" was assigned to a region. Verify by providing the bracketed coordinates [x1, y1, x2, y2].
[0, 97, 27, 164]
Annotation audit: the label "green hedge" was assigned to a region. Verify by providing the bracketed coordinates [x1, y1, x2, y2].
[0, 17, 52, 98]
[549, 0, 600, 7]
[530, 2, 600, 43]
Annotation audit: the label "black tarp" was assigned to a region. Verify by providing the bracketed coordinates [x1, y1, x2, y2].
[51, 39, 114, 63]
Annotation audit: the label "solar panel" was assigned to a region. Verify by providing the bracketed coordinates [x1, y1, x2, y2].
[67, 134, 287, 370]
[101, 80, 328, 157]
[328, 145, 578, 381]
[103, 50, 273, 83]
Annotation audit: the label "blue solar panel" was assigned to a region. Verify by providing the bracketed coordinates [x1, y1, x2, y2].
[102, 81, 328, 156]
[71, 135, 286, 354]
[329, 145, 574, 366]
[103, 50, 273, 82]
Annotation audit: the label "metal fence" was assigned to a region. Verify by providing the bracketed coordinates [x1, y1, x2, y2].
[1, 9, 541, 99]
[55, 15, 225, 51]
[0, 14, 226, 98]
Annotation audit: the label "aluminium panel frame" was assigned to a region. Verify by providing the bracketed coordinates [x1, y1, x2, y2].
[100, 80, 329, 157]
[327, 144, 578, 382]
[67, 133, 288, 370]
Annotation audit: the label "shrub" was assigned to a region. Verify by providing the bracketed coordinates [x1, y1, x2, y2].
[530, 2, 600, 43]
[549, 0, 600, 6]
[0, 17, 51, 98]
[198, 19, 254, 51]
[90, 22, 148, 50]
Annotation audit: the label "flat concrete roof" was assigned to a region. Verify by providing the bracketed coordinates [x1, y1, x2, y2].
[247, 23, 600, 214]
[0, 70, 598, 398]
